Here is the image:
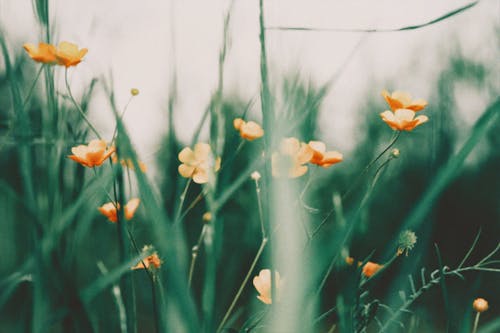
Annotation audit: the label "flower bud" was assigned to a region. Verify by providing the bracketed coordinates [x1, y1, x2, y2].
[130, 88, 140, 96]
[473, 298, 489, 313]
[251, 171, 261, 181]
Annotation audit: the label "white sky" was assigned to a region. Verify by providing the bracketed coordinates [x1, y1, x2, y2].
[0, 0, 498, 167]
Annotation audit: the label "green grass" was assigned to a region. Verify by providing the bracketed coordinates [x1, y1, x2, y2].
[0, 2, 499, 333]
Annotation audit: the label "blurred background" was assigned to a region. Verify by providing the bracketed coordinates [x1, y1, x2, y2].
[0, 0, 499, 332]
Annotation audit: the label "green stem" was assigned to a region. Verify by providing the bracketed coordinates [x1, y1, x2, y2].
[22, 65, 44, 109]
[188, 225, 208, 287]
[64, 68, 101, 139]
[217, 237, 268, 332]
[174, 178, 192, 223]
[471, 312, 480, 333]
[342, 131, 401, 200]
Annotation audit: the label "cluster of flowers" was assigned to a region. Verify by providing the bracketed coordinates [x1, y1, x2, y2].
[23, 40, 431, 298]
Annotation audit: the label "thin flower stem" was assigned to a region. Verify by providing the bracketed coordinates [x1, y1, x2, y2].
[342, 131, 401, 200]
[111, 95, 134, 143]
[64, 68, 101, 139]
[174, 178, 192, 223]
[471, 312, 481, 333]
[254, 177, 266, 238]
[179, 190, 207, 221]
[188, 224, 208, 287]
[217, 237, 269, 333]
[22, 65, 44, 109]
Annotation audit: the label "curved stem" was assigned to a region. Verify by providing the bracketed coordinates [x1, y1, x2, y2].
[342, 131, 401, 200]
[64, 68, 101, 139]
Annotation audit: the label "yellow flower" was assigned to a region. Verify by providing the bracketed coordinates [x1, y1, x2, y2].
[178, 143, 221, 184]
[380, 109, 428, 131]
[253, 269, 282, 305]
[271, 137, 313, 178]
[132, 248, 161, 270]
[381, 90, 427, 112]
[233, 118, 264, 141]
[130, 88, 140, 96]
[98, 198, 140, 223]
[55, 42, 88, 67]
[68, 139, 115, 168]
[308, 141, 343, 168]
[473, 298, 489, 313]
[23, 43, 57, 64]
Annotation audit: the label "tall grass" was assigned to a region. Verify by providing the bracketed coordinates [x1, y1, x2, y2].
[0, 1, 499, 333]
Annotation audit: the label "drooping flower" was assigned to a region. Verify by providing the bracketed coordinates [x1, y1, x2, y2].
[253, 269, 282, 305]
[362, 262, 383, 278]
[271, 137, 313, 178]
[233, 118, 264, 141]
[54, 42, 88, 67]
[473, 298, 489, 313]
[23, 43, 57, 64]
[381, 90, 427, 112]
[178, 143, 221, 184]
[98, 198, 141, 223]
[308, 141, 343, 168]
[132, 246, 162, 270]
[380, 109, 428, 131]
[68, 139, 115, 168]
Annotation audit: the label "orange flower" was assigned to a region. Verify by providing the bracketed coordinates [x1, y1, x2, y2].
[132, 247, 161, 270]
[362, 262, 383, 278]
[68, 140, 115, 168]
[472, 298, 489, 313]
[54, 42, 88, 67]
[381, 90, 427, 112]
[380, 109, 428, 131]
[98, 198, 140, 223]
[23, 43, 57, 64]
[253, 269, 282, 305]
[233, 118, 264, 141]
[271, 137, 313, 178]
[178, 143, 221, 184]
[308, 141, 343, 168]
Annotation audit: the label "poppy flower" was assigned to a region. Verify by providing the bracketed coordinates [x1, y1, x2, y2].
[68, 140, 115, 168]
[233, 118, 264, 141]
[380, 109, 428, 131]
[253, 269, 282, 305]
[98, 198, 140, 223]
[178, 143, 221, 184]
[381, 90, 427, 112]
[23, 43, 57, 64]
[271, 137, 313, 178]
[308, 141, 343, 168]
[54, 41, 88, 67]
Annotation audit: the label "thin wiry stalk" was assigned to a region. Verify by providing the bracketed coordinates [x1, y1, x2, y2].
[265, 1, 478, 33]
[64, 69, 101, 139]
[217, 237, 268, 333]
[188, 224, 208, 287]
